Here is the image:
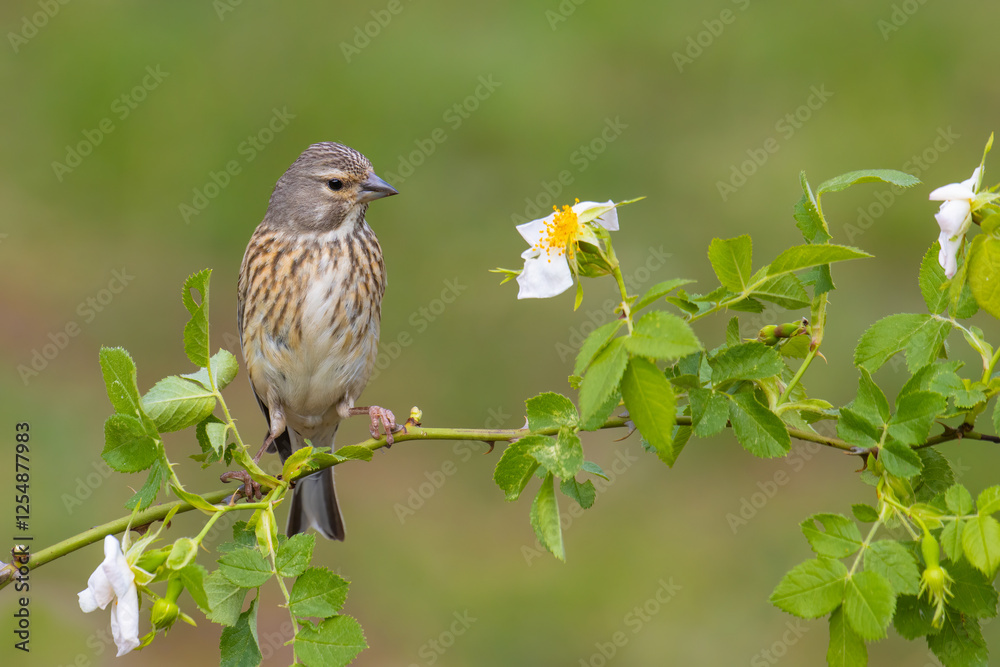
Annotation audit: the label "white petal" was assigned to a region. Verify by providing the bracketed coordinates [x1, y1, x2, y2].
[79, 561, 115, 612]
[515, 214, 554, 246]
[516, 252, 574, 299]
[110, 583, 141, 657]
[938, 231, 961, 279]
[964, 166, 983, 191]
[573, 200, 618, 230]
[929, 182, 976, 201]
[934, 199, 971, 236]
[100, 535, 135, 600]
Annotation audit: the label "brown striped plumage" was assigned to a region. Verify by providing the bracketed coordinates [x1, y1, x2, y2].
[237, 142, 397, 540]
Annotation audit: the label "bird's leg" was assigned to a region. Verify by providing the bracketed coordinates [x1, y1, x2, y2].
[253, 403, 287, 463]
[220, 471, 262, 505]
[348, 406, 398, 445]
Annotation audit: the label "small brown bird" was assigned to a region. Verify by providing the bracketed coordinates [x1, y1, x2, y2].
[237, 142, 398, 540]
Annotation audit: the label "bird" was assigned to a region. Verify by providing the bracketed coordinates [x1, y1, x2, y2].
[236, 141, 398, 540]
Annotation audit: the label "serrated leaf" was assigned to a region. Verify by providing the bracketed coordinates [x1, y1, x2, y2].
[976, 485, 1000, 515]
[295, 615, 367, 667]
[183, 349, 240, 391]
[968, 233, 1000, 319]
[620, 357, 677, 466]
[888, 390, 946, 446]
[853, 369, 890, 426]
[531, 472, 564, 561]
[624, 311, 702, 361]
[914, 448, 955, 502]
[769, 558, 847, 618]
[728, 391, 791, 458]
[578, 338, 628, 426]
[725, 317, 741, 346]
[196, 416, 229, 462]
[559, 477, 596, 509]
[182, 269, 212, 368]
[219, 597, 261, 667]
[493, 436, 547, 501]
[125, 458, 167, 510]
[525, 392, 579, 432]
[766, 244, 871, 277]
[751, 274, 810, 309]
[709, 341, 784, 385]
[793, 176, 829, 244]
[816, 169, 920, 196]
[218, 548, 272, 588]
[633, 278, 695, 312]
[892, 594, 937, 640]
[949, 558, 999, 619]
[689, 388, 729, 437]
[205, 570, 245, 626]
[142, 376, 216, 433]
[99, 346, 142, 416]
[276, 533, 315, 578]
[827, 605, 867, 667]
[531, 428, 584, 479]
[289, 567, 349, 617]
[837, 408, 881, 449]
[880, 441, 923, 478]
[331, 445, 373, 461]
[179, 563, 210, 612]
[843, 570, 895, 640]
[852, 504, 880, 523]
[708, 235, 753, 291]
[854, 313, 952, 373]
[864, 540, 920, 596]
[920, 243, 950, 314]
[800, 514, 863, 558]
[946, 485, 974, 515]
[942, 521, 965, 562]
[573, 320, 625, 375]
[962, 515, 1000, 577]
[927, 607, 989, 667]
[102, 414, 158, 473]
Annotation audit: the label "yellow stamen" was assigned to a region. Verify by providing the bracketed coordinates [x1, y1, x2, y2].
[534, 199, 582, 261]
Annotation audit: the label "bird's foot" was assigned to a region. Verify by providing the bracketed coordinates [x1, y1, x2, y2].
[349, 406, 398, 445]
[220, 470, 262, 505]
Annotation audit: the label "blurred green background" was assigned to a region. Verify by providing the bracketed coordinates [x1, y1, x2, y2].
[2, 1, 999, 664]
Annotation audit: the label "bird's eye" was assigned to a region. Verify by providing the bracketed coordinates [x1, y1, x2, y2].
[327, 179, 344, 191]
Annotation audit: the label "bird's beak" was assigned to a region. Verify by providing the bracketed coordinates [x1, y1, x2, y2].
[358, 172, 399, 203]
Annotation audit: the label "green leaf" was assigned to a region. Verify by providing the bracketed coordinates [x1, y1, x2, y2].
[769, 558, 847, 618]
[493, 436, 546, 501]
[942, 520, 965, 562]
[578, 338, 628, 426]
[800, 513, 863, 559]
[728, 391, 791, 458]
[914, 448, 955, 502]
[949, 558, 999, 619]
[178, 563, 210, 612]
[125, 458, 167, 510]
[559, 477, 596, 509]
[205, 570, 245, 626]
[962, 515, 1000, 577]
[620, 357, 677, 466]
[854, 313, 952, 373]
[709, 341, 784, 385]
[289, 567, 349, 618]
[182, 269, 212, 368]
[141, 376, 216, 433]
[531, 428, 584, 479]
[852, 504, 880, 523]
[927, 607, 989, 667]
[633, 278, 695, 312]
[218, 548, 272, 588]
[99, 346, 142, 416]
[880, 441, 923, 479]
[166, 537, 198, 570]
[888, 390, 946, 446]
[219, 597, 261, 667]
[852, 369, 890, 426]
[525, 392, 579, 432]
[827, 605, 867, 667]
[864, 540, 920, 596]
[946, 484, 974, 515]
[573, 320, 625, 375]
[836, 408, 881, 449]
[183, 349, 240, 391]
[624, 311, 702, 361]
[751, 274, 810, 309]
[689, 388, 729, 437]
[103, 414, 158, 473]
[793, 174, 829, 244]
[708, 235, 753, 291]
[766, 244, 871, 278]
[196, 416, 229, 462]
[816, 169, 920, 196]
[892, 594, 937, 640]
[276, 533, 315, 578]
[294, 615, 367, 667]
[578, 388, 620, 431]
[331, 445, 373, 461]
[968, 233, 1000, 319]
[725, 316, 741, 346]
[843, 570, 895, 640]
[531, 472, 564, 561]
[976, 485, 1000, 515]
[920, 243, 950, 314]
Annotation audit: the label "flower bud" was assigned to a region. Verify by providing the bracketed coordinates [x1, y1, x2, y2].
[151, 598, 180, 630]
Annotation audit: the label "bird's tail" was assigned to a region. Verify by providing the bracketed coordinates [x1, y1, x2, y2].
[287, 467, 346, 541]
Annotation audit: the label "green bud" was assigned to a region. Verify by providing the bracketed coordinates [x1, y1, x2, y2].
[573, 240, 618, 278]
[151, 598, 180, 630]
[921, 532, 941, 569]
[757, 325, 779, 345]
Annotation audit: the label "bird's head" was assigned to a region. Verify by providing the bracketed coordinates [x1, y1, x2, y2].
[266, 142, 398, 231]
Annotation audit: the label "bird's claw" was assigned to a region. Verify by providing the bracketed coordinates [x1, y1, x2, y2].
[220, 470, 262, 505]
